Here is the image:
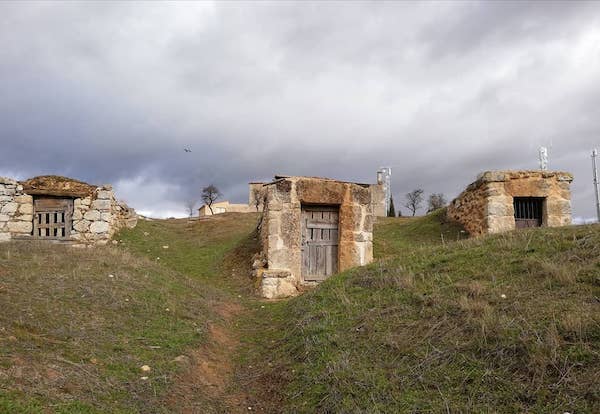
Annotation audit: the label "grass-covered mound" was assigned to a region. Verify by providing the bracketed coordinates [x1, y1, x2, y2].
[374, 208, 467, 258]
[0, 213, 258, 413]
[241, 219, 600, 413]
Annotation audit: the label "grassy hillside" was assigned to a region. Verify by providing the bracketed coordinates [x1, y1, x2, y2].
[240, 219, 600, 413]
[374, 208, 467, 258]
[0, 213, 258, 413]
[2, 209, 599, 413]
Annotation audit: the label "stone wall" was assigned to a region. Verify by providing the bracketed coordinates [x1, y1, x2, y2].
[198, 201, 254, 216]
[447, 170, 573, 236]
[254, 176, 378, 299]
[0, 175, 137, 245]
[71, 186, 138, 243]
[0, 177, 32, 242]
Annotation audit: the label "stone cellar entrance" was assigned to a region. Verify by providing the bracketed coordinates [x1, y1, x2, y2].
[301, 205, 339, 282]
[513, 197, 545, 229]
[256, 175, 377, 298]
[33, 196, 73, 239]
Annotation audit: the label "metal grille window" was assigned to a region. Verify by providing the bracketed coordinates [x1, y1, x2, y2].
[514, 197, 544, 228]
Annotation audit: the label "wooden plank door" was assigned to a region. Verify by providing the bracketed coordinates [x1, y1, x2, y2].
[33, 197, 73, 239]
[301, 206, 339, 281]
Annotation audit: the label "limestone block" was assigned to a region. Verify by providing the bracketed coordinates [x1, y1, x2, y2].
[480, 171, 506, 182]
[363, 214, 374, 232]
[16, 214, 33, 222]
[547, 199, 571, 217]
[352, 205, 365, 229]
[267, 200, 282, 211]
[484, 183, 504, 197]
[17, 203, 33, 215]
[101, 212, 111, 221]
[0, 202, 18, 214]
[361, 241, 373, 265]
[96, 190, 112, 200]
[73, 209, 83, 220]
[546, 215, 563, 227]
[79, 197, 92, 206]
[281, 210, 300, 247]
[126, 217, 138, 228]
[0, 195, 13, 201]
[16, 185, 23, 191]
[14, 195, 33, 204]
[268, 233, 285, 250]
[487, 216, 515, 234]
[262, 269, 292, 278]
[84, 210, 101, 221]
[267, 215, 281, 235]
[0, 214, 9, 222]
[0, 177, 18, 185]
[8, 221, 32, 234]
[267, 247, 291, 268]
[354, 231, 372, 242]
[261, 275, 298, 299]
[0, 232, 10, 242]
[485, 201, 512, 217]
[0, 187, 16, 196]
[351, 185, 371, 205]
[73, 220, 90, 232]
[90, 221, 109, 233]
[91, 199, 111, 210]
[557, 174, 573, 182]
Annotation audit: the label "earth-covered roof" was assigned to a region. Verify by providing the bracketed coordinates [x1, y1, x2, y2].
[20, 175, 97, 197]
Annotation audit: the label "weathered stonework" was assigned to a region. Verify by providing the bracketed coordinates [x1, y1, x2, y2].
[447, 170, 573, 236]
[255, 176, 380, 299]
[0, 175, 137, 245]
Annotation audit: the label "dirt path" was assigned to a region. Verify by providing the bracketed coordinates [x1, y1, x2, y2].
[159, 216, 265, 413]
[165, 300, 250, 413]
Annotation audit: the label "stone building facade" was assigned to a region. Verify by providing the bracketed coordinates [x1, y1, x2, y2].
[198, 201, 253, 216]
[253, 176, 383, 299]
[447, 170, 573, 236]
[0, 175, 137, 245]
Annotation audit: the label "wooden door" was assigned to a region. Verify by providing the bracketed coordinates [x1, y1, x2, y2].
[301, 206, 339, 281]
[33, 197, 73, 239]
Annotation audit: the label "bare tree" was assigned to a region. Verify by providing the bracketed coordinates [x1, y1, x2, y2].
[185, 199, 197, 218]
[427, 193, 447, 213]
[404, 189, 424, 216]
[252, 188, 262, 211]
[201, 184, 222, 215]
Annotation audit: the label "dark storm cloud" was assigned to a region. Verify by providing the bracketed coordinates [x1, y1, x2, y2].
[0, 1, 599, 218]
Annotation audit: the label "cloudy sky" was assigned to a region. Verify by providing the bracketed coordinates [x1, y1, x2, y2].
[1, 1, 599, 219]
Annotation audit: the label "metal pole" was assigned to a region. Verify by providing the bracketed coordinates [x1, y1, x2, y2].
[593, 149, 600, 222]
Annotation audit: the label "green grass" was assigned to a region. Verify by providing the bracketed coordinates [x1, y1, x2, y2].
[0, 213, 258, 413]
[2, 209, 599, 413]
[374, 208, 467, 258]
[240, 218, 600, 413]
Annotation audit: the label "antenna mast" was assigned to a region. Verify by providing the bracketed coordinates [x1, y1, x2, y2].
[592, 149, 600, 222]
[539, 146, 548, 171]
[377, 167, 392, 214]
